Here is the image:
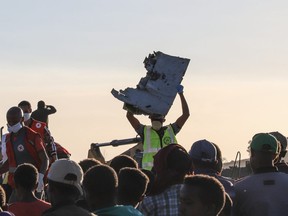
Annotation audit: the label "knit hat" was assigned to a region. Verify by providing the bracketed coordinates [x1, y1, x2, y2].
[250, 133, 280, 154]
[48, 159, 83, 195]
[189, 139, 217, 162]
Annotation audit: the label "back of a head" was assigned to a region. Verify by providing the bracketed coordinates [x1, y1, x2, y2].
[47, 159, 83, 202]
[183, 174, 225, 215]
[166, 147, 192, 176]
[79, 158, 102, 174]
[118, 167, 149, 206]
[189, 139, 218, 171]
[18, 100, 31, 108]
[249, 133, 280, 169]
[109, 155, 138, 175]
[83, 164, 118, 208]
[14, 163, 38, 192]
[6, 107, 23, 123]
[37, 100, 45, 109]
[250, 133, 280, 156]
[152, 144, 191, 195]
[269, 131, 287, 159]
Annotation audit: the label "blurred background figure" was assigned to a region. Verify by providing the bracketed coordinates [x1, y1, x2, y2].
[233, 133, 288, 215]
[189, 139, 235, 201]
[269, 131, 288, 173]
[31, 101, 56, 127]
[179, 174, 225, 216]
[138, 144, 191, 215]
[117, 167, 149, 208]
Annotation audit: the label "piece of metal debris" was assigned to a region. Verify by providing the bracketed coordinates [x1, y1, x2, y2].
[111, 51, 190, 116]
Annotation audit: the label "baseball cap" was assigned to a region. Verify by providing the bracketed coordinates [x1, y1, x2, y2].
[250, 133, 280, 154]
[48, 159, 83, 195]
[189, 139, 217, 162]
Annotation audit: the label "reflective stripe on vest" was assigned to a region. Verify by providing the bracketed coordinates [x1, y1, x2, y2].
[142, 125, 177, 170]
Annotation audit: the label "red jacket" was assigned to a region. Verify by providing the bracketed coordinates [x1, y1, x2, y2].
[5, 126, 46, 188]
[30, 119, 46, 139]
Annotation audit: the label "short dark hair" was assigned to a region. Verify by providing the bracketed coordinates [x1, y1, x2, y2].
[14, 163, 38, 191]
[79, 158, 102, 174]
[37, 100, 45, 108]
[118, 168, 149, 206]
[109, 155, 138, 175]
[83, 164, 118, 199]
[152, 144, 192, 195]
[183, 174, 225, 215]
[18, 100, 31, 107]
[6, 106, 23, 120]
[167, 147, 192, 175]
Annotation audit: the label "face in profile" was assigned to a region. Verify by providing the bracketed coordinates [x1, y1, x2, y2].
[179, 185, 208, 216]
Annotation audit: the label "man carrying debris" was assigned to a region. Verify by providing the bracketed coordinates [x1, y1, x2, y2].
[126, 85, 190, 170]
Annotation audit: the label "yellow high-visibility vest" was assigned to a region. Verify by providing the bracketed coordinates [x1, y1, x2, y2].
[142, 125, 177, 170]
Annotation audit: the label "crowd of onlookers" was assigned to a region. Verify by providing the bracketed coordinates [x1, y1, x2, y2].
[1, 99, 288, 215]
[0, 131, 287, 215]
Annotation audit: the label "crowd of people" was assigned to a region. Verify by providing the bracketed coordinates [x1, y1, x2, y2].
[0, 94, 288, 215]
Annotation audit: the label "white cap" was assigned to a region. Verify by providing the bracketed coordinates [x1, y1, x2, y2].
[48, 159, 83, 195]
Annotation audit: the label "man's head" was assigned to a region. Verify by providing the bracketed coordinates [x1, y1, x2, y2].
[180, 174, 225, 216]
[269, 131, 287, 162]
[109, 155, 138, 175]
[152, 144, 192, 194]
[79, 158, 102, 174]
[18, 100, 32, 122]
[37, 100, 46, 109]
[47, 159, 83, 205]
[189, 140, 218, 171]
[6, 106, 24, 133]
[149, 114, 165, 131]
[117, 167, 149, 207]
[249, 133, 280, 170]
[83, 164, 118, 211]
[14, 163, 38, 192]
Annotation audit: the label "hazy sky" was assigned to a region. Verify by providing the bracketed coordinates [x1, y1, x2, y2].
[1, 1, 287, 163]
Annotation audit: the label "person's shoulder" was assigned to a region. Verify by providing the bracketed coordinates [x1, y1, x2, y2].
[43, 204, 95, 216]
[24, 125, 37, 133]
[216, 175, 235, 186]
[110, 205, 143, 216]
[34, 199, 51, 207]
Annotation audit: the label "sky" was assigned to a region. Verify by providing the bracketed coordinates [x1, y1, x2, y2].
[0, 0, 287, 163]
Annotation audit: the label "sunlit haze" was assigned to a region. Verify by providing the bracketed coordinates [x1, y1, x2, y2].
[1, 1, 287, 163]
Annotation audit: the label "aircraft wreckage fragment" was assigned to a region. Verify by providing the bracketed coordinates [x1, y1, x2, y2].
[111, 51, 190, 116]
